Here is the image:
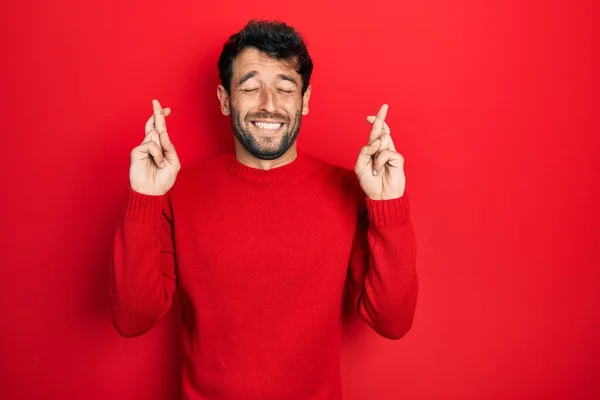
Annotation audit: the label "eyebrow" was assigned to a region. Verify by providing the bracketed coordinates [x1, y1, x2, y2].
[237, 71, 298, 86]
[278, 74, 298, 86]
[238, 71, 257, 85]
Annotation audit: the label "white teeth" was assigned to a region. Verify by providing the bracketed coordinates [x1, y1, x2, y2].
[253, 121, 282, 130]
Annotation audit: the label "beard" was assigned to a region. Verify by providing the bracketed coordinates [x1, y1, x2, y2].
[229, 104, 303, 161]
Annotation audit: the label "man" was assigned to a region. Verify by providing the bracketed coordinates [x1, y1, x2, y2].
[110, 19, 418, 400]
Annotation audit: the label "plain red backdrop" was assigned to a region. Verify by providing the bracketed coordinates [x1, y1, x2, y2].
[1, 0, 599, 399]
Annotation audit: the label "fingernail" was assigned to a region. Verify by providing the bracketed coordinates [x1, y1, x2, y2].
[160, 162, 164, 168]
[372, 169, 377, 176]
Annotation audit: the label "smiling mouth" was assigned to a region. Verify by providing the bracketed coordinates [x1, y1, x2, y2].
[251, 121, 284, 131]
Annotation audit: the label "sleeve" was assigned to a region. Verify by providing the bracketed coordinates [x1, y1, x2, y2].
[109, 187, 177, 338]
[346, 192, 418, 340]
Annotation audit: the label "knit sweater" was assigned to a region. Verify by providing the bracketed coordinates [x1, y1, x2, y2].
[109, 149, 418, 400]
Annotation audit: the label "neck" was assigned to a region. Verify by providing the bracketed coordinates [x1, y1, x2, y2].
[234, 140, 298, 171]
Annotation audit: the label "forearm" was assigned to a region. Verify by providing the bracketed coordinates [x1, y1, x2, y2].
[352, 194, 418, 339]
[109, 189, 176, 337]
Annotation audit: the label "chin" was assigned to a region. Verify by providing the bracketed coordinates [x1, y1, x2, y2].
[254, 142, 288, 159]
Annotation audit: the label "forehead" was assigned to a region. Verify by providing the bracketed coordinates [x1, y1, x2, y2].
[232, 47, 299, 79]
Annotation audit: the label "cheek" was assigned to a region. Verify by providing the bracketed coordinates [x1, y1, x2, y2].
[230, 95, 244, 110]
[231, 98, 251, 120]
[279, 96, 303, 114]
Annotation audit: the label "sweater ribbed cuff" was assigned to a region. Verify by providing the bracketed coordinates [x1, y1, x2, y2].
[365, 193, 410, 229]
[124, 187, 165, 225]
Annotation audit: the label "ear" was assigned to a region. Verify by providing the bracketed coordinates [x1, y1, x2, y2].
[217, 85, 230, 116]
[301, 85, 311, 116]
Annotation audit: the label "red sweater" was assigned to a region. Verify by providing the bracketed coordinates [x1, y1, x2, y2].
[110, 150, 418, 400]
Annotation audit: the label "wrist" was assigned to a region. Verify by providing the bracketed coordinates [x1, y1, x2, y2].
[124, 187, 166, 224]
[365, 193, 410, 229]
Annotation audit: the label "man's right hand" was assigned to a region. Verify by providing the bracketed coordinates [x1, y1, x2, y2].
[129, 99, 181, 196]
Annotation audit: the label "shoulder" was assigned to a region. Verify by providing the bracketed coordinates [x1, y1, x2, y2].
[302, 152, 361, 191]
[168, 151, 231, 196]
[301, 152, 365, 209]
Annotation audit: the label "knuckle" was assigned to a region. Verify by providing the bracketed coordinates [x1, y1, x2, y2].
[130, 146, 142, 156]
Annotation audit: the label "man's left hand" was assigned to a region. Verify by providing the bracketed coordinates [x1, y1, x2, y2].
[354, 104, 406, 200]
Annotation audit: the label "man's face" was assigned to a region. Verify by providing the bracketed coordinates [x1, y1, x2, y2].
[218, 47, 311, 160]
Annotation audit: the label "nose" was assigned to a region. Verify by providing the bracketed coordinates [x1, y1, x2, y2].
[258, 88, 276, 113]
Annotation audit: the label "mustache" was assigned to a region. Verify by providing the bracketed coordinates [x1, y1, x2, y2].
[246, 111, 290, 123]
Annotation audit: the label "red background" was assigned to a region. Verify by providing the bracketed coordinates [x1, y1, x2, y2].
[1, 0, 599, 399]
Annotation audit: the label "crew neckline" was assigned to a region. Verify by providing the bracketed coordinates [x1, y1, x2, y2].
[227, 150, 311, 186]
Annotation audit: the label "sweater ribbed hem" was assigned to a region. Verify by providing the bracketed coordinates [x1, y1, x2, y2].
[365, 193, 410, 228]
[124, 187, 165, 225]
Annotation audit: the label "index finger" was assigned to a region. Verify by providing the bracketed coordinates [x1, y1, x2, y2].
[369, 104, 388, 142]
[153, 99, 168, 133]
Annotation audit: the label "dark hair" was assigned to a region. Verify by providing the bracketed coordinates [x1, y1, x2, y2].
[218, 19, 313, 95]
